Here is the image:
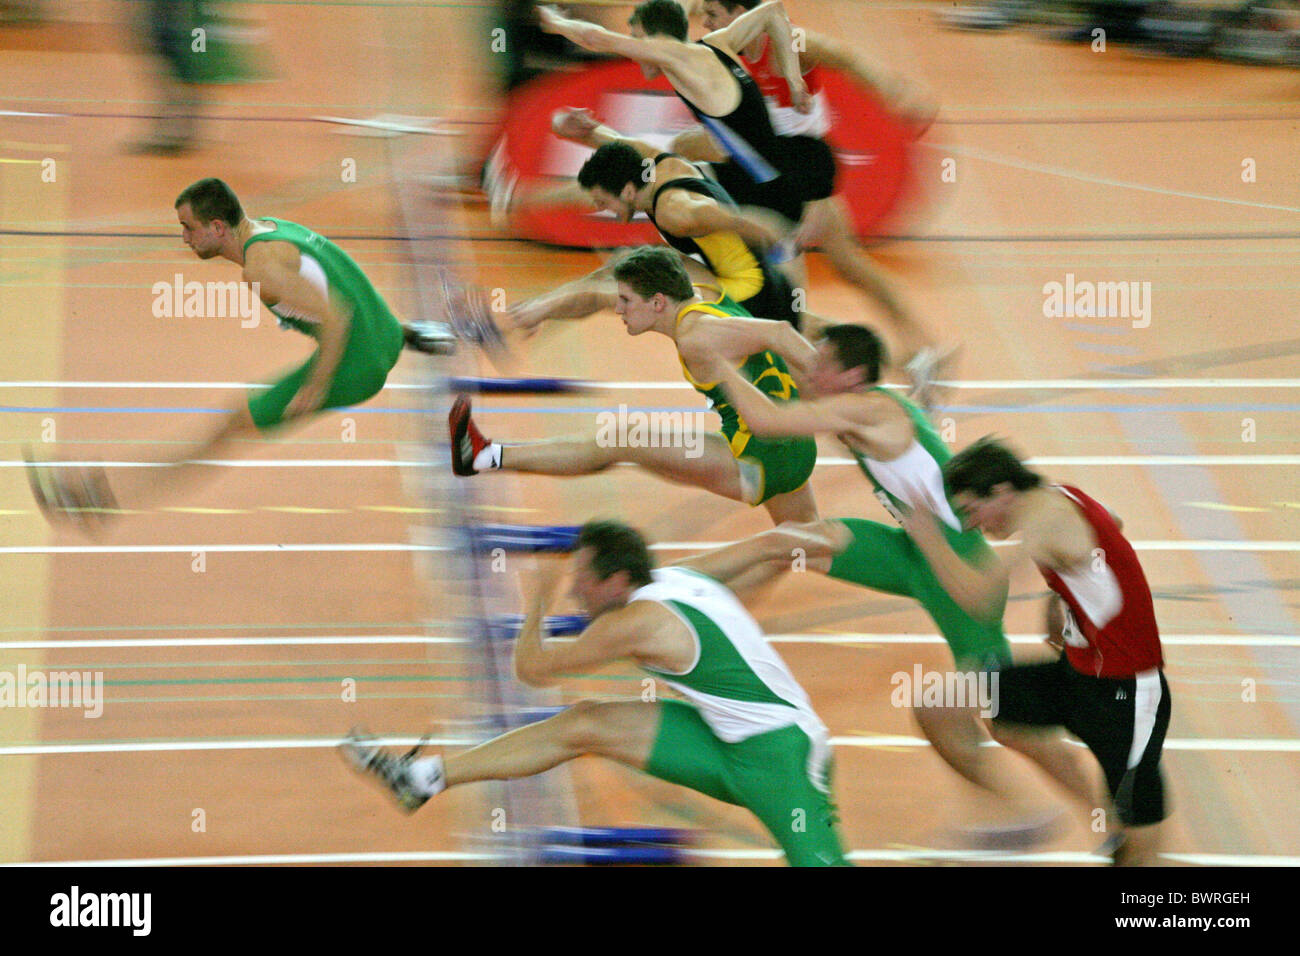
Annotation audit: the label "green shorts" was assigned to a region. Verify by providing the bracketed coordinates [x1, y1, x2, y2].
[827, 518, 1011, 670]
[248, 305, 404, 432]
[736, 434, 818, 505]
[644, 699, 849, 866]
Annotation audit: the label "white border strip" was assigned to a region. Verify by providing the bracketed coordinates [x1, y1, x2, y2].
[0, 635, 461, 649]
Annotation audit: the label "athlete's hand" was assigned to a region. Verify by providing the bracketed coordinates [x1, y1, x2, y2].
[536, 5, 570, 35]
[286, 376, 328, 419]
[507, 298, 552, 334]
[897, 500, 944, 544]
[551, 107, 601, 143]
[789, 77, 813, 114]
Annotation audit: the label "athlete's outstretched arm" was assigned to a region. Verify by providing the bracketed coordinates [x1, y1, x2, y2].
[706, 358, 868, 439]
[898, 504, 1017, 622]
[703, 2, 808, 110]
[508, 268, 619, 331]
[514, 567, 639, 687]
[552, 108, 661, 161]
[653, 191, 784, 252]
[537, 6, 678, 68]
[675, 521, 849, 581]
[242, 244, 352, 419]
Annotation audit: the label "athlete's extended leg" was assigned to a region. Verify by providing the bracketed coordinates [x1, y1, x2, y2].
[341, 700, 663, 811]
[446, 699, 661, 786]
[457, 406, 751, 502]
[762, 483, 818, 524]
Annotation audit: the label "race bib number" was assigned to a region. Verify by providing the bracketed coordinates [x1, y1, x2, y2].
[1061, 606, 1090, 649]
[874, 487, 905, 524]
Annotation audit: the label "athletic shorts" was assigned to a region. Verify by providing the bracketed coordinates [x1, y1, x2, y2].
[827, 518, 1011, 670]
[994, 655, 1171, 827]
[735, 434, 818, 505]
[710, 137, 838, 224]
[248, 305, 405, 431]
[645, 699, 849, 866]
[739, 264, 800, 330]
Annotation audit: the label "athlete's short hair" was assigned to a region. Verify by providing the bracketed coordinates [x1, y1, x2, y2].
[577, 142, 646, 197]
[612, 246, 694, 301]
[576, 520, 655, 589]
[821, 324, 887, 385]
[943, 437, 1043, 498]
[629, 0, 689, 39]
[175, 179, 244, 228]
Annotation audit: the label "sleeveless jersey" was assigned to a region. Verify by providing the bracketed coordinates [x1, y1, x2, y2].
[675, 291, 799, 457]
[742, 35, 831, 139]
[675, 42, 783, 184]
[843, 387, 966, 530]
[1038, 485, 1163, 678]
[241, 217, 389, 339]
[648, 160, 784, 305]
[630, 566, 828, 753]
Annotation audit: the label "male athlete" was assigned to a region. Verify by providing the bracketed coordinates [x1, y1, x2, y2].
[508, 137, 804, 333]
[450, 245, 819, 525]
[533, 0, 944, 395]
[899, 438, 1172, 865]
[341, 518, 850, 866]
[689, 326, 1062, 839]
[26, 177, 462, 529]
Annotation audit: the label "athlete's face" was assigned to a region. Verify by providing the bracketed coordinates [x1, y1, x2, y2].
[177, 203, 224, 260]
[586, 185, 636, 224]
[629, 23, 661, 79]
[613, 282, 665, 335]
[569, 547, 629, 618]
[953, 485, 1015, 538]
[808, 341, 866, 396]
[701, 1, 742, 32]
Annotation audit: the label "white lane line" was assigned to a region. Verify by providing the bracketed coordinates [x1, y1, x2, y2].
[765, 633, 1300, 648]
[3, 632, 1291, 651]
[2, 735, 1294, 757]
[921, 140, 1300, 213]
[7, 454, 1300, 469]
[4, 848, 1294, 866]
[0, 635, 464, 649]
[2, 378, 1299, 390]
[0, 540, 1294, 555]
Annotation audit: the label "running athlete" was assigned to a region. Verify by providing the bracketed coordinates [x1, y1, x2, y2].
[341, 518, 850, 866]
[536, 0, 943, 394]
[694, 326, 1061, 834]
[682, 0, 948, 397]
[538, 0, 829, 227]
[900, 438, 1172, 866]
[450, 246, 820, 525]
[26, 178, 459, 529]
[508, 138, 804, 333]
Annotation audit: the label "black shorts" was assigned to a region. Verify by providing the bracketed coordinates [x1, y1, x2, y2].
[740, 264, 800, 330]
[994, 654, 1171, 827]
[710, 136, 838, 224]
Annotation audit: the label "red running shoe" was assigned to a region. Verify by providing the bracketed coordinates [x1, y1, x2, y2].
[449, 395, 490, 476]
